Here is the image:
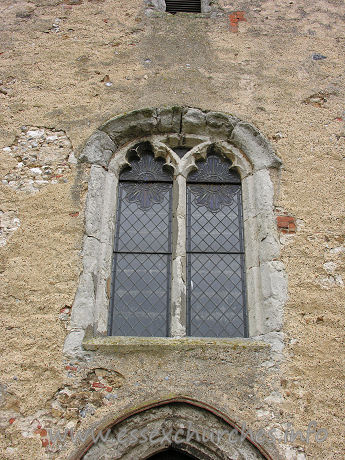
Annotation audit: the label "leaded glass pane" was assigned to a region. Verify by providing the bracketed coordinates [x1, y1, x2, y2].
[188, 254, 246, 338]
[110, 253, 169, 337]
[186, 153, 247, 338]
[187, 185, 242, 253]
[116, 184, 171, 253]
[109, 148, 172, 337]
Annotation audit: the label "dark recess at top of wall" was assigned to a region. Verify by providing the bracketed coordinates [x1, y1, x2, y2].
[165, 1, 202, 14]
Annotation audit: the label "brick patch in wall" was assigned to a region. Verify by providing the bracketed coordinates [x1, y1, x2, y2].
[277, 215, 296, 234]
[229, 11, 246, 33]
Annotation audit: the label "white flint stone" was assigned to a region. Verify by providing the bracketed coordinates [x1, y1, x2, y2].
[30, 167, 42, 175]
[46, 135, 58, 142]
[323, 261, 337, 274]
[68, 152, 78, 164]
[27, 129, 44, 139]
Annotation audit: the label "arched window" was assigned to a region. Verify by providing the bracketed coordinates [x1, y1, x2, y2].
[108, 143, 247, 338]
[63, 107, 286, 357]
[70, 397, 273, 459]
[109, 143, 173, 337]
[186, 152, 247, 337]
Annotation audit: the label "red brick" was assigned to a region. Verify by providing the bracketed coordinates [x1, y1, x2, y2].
[277, 215, 296, 233]
[229, 11, 247, 33]
[35, 428, 47, 437]
[65, 365, 77, 371]
[277, 216, 294, 225]
[92, 381, 106, 389]
[41, 439, 49, 447]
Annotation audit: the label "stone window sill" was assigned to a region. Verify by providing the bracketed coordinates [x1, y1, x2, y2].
[82, 336, 269, 353]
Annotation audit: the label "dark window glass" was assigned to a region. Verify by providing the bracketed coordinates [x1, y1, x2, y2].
[187, 152, 247, 337]
[171, 146, 191, 158]
[165, 1, 201, 14]
[109, 145, 172, 337]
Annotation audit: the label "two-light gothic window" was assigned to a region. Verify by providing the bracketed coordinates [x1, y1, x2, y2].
[108, 143, 247, 338]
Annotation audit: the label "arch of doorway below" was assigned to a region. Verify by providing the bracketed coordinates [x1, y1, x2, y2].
[66, 396, 281, 460]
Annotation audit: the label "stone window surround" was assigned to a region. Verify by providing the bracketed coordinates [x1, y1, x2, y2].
[63, 107, 287, 357]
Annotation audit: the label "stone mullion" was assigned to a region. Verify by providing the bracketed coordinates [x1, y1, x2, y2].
[170, 173, 187, 337]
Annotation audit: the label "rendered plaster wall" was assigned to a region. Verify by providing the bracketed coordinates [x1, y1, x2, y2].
[0, 1, 344, 459]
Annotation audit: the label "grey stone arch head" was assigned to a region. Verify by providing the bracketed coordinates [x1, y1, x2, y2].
[66, 396, 279, 459]
[63, 106, 287, 357]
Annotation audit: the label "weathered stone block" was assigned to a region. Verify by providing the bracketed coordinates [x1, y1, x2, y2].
[85, 165, 107, 239]
[181, 107, 206, 134]
[205, 111, 238, 137]
[82, 236, 100, 274]
[155, 106, 182, 133]
[79, 131, 116, 167]
[145, 0, 166, 12]
[230, 122, 282, 170]
[70, 272, 96, 330]
[100, 108, 157, 146]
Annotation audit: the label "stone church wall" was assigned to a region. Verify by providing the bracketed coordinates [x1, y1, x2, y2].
[0, 1, 344, 459]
